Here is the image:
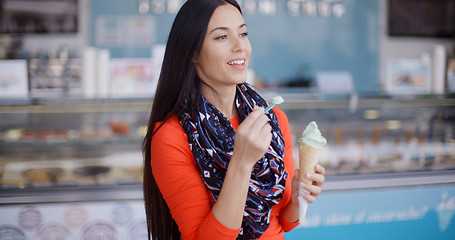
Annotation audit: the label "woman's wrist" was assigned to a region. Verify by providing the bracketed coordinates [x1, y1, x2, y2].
[229, 154, 255, 174]
[282, 201, 299, 223]
[211, 155, 254, 229]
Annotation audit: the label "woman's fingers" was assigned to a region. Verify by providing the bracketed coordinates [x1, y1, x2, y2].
[306, 172, 325, 187]
[238, 106, 265, 130]
[315, 164, 326, 176]
[301, 182, 322, 196]
[301, 192, 317, 203]
[232, 106, 272, 167]
[299, 181, 321, 204]
[304, 164, 326, 187]
[298, 164, 326, 203]
[237, 107, 270, 144]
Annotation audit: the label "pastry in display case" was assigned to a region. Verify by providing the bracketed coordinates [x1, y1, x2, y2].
[1, 151, 143, 190]
[0, 101, 147, 191]
[283, 97, 455, 177]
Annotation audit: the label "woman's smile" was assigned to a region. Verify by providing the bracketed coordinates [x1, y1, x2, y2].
[227, 58, 247, 70]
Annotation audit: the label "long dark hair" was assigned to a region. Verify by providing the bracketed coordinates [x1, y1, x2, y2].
[143, 0, 242, 239]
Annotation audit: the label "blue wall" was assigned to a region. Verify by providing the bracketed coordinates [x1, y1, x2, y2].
[284, 183, 455, 240]
[91, 0, 380, 93]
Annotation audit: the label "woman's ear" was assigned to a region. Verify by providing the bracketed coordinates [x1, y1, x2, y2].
[192, 54, 198, 64]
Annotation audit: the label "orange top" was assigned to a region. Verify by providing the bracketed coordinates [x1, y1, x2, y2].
[150, 107, 298, 240]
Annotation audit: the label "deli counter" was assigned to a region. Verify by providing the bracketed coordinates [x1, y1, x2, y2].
[0, 93, 454, 239]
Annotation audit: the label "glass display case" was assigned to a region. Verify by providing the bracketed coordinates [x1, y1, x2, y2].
[0, 94, 454, 199]
[0, 98, 147, 196]
[276, 93, 455, 176]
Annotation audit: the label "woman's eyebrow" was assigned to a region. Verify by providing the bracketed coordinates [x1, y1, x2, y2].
[209, 23, 247, 34]
[210, 26, 228, 34]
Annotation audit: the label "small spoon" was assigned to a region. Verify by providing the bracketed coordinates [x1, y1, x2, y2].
[264, 96, 284, 113]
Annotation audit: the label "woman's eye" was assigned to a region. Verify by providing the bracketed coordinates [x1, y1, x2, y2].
[215, 35, 227, 40]
[240, 32, 248, 37]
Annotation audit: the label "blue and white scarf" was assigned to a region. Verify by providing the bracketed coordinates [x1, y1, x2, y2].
[178, 83, 287, 239]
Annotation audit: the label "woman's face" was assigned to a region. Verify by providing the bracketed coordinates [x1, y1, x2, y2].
[196, 4, 252, 89]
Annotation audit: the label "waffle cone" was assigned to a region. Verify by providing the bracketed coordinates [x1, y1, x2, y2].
[299, 142, 319, 185]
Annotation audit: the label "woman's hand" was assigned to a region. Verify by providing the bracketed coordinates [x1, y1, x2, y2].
[291, 164, 326, 205]
[282, 164, 325, 223]
[231, 106, 272, 170]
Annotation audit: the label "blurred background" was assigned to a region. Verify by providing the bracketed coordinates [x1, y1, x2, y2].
[0, 0, 454, 239]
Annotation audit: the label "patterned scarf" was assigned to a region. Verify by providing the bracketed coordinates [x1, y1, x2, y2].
[178, 83, 287, 239]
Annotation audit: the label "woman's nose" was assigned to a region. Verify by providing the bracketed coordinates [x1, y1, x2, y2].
[232, 36, 246, 52]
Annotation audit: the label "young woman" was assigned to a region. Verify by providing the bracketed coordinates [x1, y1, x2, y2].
[143, 0, 326, 239]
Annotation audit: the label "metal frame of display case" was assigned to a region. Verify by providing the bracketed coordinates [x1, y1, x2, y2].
[1, 170, 455, 205]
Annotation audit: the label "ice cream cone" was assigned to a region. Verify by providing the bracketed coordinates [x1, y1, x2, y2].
[298, 141, 320, 226]
[297, 121, 326, 226]
[299, 141, 320, 185]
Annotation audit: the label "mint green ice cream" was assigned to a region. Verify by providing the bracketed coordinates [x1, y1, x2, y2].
[298, 121, 327, 149]
[270, 96, 284, 105]
[264, 96, 284, 113]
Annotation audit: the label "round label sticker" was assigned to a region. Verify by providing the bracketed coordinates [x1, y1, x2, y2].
[65, 203, 88, 228]
[36, 223, 71, 240]
[82, 222, 117, 240]
[18, 205, 42, 231]
[0, 225, 26, 240]
[111, 202, 133, 226]
[129, 220, 149, 240]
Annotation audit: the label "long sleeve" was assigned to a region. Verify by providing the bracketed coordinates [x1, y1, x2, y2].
[274, 108, 300, 232]
[150, 116, 240, 240]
